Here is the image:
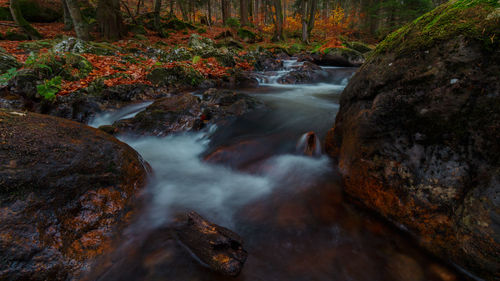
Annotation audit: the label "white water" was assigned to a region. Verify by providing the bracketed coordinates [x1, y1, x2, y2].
[121, 131, 331, 228]
[88, 101, 153, 128]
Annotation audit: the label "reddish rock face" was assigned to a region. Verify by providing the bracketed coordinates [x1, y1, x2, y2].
[325, 1, 499, 280]
[0, 110, 148, 280]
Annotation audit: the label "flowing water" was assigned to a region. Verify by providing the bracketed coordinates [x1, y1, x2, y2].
[86, 62, 467, 281]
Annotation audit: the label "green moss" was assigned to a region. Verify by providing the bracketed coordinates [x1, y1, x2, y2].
[0, 7, 12, 20]
[373, 0, 500, 58]
[237, 28, 256, 42]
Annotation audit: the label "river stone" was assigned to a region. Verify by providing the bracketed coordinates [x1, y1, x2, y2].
[325, 0, 500, 279]
[0, 110, 148, 280]
[173, 211, 247, 276]
[278, 61, 328, 84]
[111, 90, 262, 136]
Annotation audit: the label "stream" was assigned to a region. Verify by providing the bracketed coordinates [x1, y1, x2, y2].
[85, 60, 466, 281]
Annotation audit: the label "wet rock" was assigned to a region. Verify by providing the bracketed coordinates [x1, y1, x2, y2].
[254, 51, 284, 71]
[311, 47, 365, 67]
[111, 89, 262, 136]
[278, 61, 328, 84]
[173, 211, 247, 276]
[325, 1, 500, 279]
[0, 109, 148, 280]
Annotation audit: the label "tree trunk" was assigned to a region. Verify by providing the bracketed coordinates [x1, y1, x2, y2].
[221, 0, 230, 24]
[301, 0, 308, 43]
[9, 0, 42, 39]
[179, 0, 189, 21]
[307, 0, 316, 34]
[239, 0, 249, 26]
[272, 0, 283, 41]
[207, 0, 212, 25]
[97, 0, 125, 41]
[62, 0, 73, 31]
[154, 0, 162, 30]
[65, 0, 90, 40]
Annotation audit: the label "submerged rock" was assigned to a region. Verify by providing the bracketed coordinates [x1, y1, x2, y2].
[325, 0, 500, 279]
[0, 110, 148, 280]
[173, 211, 247, 276]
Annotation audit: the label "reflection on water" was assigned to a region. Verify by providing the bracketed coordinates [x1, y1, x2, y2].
[86, 64, 467, 281]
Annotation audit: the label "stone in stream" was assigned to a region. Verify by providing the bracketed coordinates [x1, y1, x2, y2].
[325, 0, 500, 279]
[278, 61, 329, 84]
[0, 109, 148, 280]
[297, 131, 321, 156]
[172, 211, 248, 276]
[109, 89, 263, 136]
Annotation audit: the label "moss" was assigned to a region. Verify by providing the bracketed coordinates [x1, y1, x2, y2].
[237, 28, 256, 42]
[4, 31, 29, 41]
[18, 39, 60, 51]
[0, 7, 12, 20]
[373, 0, 500, 59]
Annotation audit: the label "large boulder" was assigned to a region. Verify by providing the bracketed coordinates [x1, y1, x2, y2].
[0, 110, 148, 280]
[325, 0, 500, 279]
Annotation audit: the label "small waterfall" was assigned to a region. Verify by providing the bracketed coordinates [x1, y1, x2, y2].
[296, 131, 321, 156]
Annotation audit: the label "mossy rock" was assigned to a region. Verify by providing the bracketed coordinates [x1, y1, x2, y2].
[237, 28, 256, 43]
[53, 37, 120, 55]
[129, 24, 147, 35]
[4, 32, 29, 41]
[25, 52, 92, 81]
[62, 53, 93, 81]
[163, 18, 195, 30]
[19, 0, 62, 23]
[373, 0, 500, 58]
[344, 41, 373, 54]
[325, 47, 365, 66]
[147, 65, 204, 87]
[18, 39, 60, 52]
[287, 43, 306, 55]
[160, 47, 193, 62]
[0, 6, 12, 21]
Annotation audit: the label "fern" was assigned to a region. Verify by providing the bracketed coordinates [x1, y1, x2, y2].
[37, 76, 62, 100]
[0, 68, 18, 86]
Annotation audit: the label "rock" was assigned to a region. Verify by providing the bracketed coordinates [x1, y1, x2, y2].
[325, 1, 500, 279]
[0, 51, 21, 74]
[4, 31, 29, 41]
[53, 37, 120, 56]
[237, 28, 256, 43]
[111, 90, 262, 136]
[159, 47, 193, 62]
[189, 34, 216, 51]
[18, 39, 61, 52]
[147, 66, 204, 88]
[0, 109, 147, 280]
[312, 47, 365, 67]
[278, 61, 328, 84]
[345, 41, 373, 54]
[254, 51, 284, 71]
[173, 211, 247, 276]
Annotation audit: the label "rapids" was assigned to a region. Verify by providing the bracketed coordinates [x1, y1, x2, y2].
[86, 61, 467, 281]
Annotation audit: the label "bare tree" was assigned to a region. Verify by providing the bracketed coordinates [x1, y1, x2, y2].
[65, 0, 90, 40]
